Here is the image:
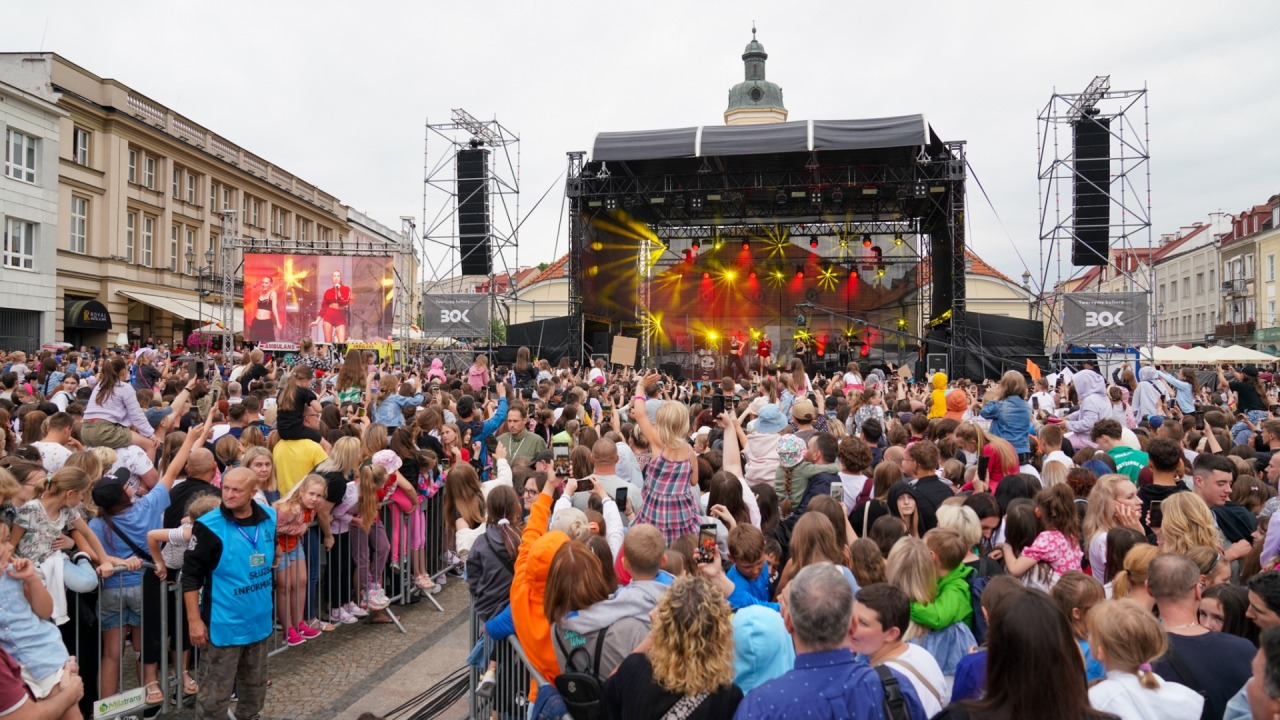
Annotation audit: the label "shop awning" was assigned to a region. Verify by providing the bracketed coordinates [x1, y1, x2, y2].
[117, 290, 244, 334]
[64, 299, 113, 330]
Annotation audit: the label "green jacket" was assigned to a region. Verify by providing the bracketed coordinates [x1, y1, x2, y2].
[909, 563, 974, 630]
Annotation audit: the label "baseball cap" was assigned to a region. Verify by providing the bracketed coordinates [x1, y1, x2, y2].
[790, 399, 816, 421]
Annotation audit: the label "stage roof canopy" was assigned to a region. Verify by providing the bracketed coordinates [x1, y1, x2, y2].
[591, 115, 937, 162]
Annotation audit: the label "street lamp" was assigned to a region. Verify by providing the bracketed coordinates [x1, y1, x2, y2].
[186, 247, 216, 356]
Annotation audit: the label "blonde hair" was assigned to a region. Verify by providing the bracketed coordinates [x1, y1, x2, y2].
[885, 536, 936, 641]
[654, 401, 689, 452]
[1112, 543, 1160, 599]
[646, 576, 736, 696]
[316, 437, 362, 475]
[0, 467, 20, 506]
[241, 446, 277, 492]
[1086, 598, 1167, 689]
[279, 473, 326, 513]
[955, 422, 1017, 475]
[89, 446, 118, 472]
[935, 503, 982, 549]
[1082, 474, 1133, 543]
[998, 370, 1027, 399]
[1159, 492, 1221, 556]
[1041, 460, 1068, 487]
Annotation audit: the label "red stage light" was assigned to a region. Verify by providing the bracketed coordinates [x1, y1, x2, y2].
[691, 240, 701, 252]
[795, 269, 804, 279]
[702, 272, 711, 280]
[749, 271, 757, 280]
[742, 240, 750, 251]
[862, 235, 872, 248]
[861, 344, 870, 357]
[810, 237, 819, 250]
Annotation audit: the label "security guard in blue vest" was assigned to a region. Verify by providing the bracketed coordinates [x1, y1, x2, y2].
[182, 467, 277, 720]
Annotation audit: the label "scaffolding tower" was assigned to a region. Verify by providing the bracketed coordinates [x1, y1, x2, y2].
[421, 109, 521, 351]
[1036, 77, 1152, 357]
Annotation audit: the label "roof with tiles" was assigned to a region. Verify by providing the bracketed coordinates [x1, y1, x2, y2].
[524, 253, 570, 286]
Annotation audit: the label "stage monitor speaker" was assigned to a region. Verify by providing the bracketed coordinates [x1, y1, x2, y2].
[1071, 115, 1111, 266]
[457, 147, 492, 276]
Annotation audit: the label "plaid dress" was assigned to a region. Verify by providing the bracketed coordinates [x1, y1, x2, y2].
[635, 452, 701, 544]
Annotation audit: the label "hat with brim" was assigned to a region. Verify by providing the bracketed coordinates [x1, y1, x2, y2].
[753, 404, 787, 434]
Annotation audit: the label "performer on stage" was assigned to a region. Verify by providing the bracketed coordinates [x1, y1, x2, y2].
[793, 335, 808, 362]
[756, 332, 772, 373]
[732, 333, 747, 379]
[248, 275, 282, 343]
[312, 269, 352, 343]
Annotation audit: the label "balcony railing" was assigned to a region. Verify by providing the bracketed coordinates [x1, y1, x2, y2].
[1214, 320, 1256, 338]
[1222, 279, 1250, 296]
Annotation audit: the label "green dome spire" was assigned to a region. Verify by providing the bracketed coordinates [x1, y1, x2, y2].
[725, 25, 787, 124]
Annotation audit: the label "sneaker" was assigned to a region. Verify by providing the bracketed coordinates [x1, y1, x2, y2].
[367, 585, 391, 611]
[331, 608, 359, 625]
[308, 618, 337, 632]
[476, 668, 496, 699]
[343, 602, 369, 618]
[297, 622, 321, 639]
[285, 628, 306, 647]
[415, 574, 438, 592]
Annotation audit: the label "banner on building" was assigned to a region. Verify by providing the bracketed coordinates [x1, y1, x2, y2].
[1062, 292, 1149, 346]
[421, 294, 491, 337]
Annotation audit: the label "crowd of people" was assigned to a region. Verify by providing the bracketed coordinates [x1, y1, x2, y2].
[7, 341, 1280, 720]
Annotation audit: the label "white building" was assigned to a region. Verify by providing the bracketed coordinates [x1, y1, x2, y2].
[1150, 216, 1229, 345]
[0, 72, 66, 348]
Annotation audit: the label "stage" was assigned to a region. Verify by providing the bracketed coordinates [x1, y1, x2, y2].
[565, 115, 969, 376]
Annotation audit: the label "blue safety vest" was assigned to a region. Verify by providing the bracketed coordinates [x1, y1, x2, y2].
[196, 504, 276, 647]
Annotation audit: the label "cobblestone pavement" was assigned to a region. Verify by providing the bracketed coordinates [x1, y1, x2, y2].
[164, 580, 472, 720]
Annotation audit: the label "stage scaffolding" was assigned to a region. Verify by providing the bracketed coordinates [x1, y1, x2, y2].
[1036, 77, 1153, 359]
[565, 129, 969, 375]
[421, 109, 521, 351]
[215, 210, 417, 357]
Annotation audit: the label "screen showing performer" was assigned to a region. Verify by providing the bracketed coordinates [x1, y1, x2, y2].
[243, 254, 395, 345]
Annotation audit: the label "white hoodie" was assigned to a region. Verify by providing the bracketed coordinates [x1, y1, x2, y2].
[1088, 670, 1204, 720]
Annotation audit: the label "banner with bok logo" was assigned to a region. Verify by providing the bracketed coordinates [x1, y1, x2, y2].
[1062, 292, 1149, 346]
[421, 294, 491, 337]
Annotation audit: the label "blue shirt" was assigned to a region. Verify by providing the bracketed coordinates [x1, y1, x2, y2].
[951, 649, 986, 702]
[728, 561, 772, 604]
[91, 483, 171, 589]
[733, 649, 928, 720]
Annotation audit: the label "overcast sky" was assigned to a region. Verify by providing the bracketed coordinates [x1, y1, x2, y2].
[6, 1, 1278, 291]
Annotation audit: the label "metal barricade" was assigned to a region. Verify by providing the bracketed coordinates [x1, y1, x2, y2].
[93, 561, 173, 720]
[468, 607, 544, 720]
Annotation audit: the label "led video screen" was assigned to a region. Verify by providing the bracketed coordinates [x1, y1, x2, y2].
[243, 254, 395, 344]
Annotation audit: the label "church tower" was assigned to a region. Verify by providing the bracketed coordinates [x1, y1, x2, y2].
[724, 25, 787, 126]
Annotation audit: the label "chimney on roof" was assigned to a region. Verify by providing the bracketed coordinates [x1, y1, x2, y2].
[1160, 233, 1175, 246]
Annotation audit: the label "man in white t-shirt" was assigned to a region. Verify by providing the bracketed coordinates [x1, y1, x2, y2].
[850, 583, 947, 717]
[111, 444, 159, 493]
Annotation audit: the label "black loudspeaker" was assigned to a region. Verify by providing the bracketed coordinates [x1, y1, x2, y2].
[494, 345, 520, 365]
[659, 362, 684, 382]
[457, 148, 492, 276]
[1072, 115, 1111, 266]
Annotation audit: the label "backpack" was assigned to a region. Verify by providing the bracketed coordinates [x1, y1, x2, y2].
[875, 665, 910, 720]
[554, 627, 611, 720]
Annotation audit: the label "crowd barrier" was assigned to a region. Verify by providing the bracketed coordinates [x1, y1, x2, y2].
[59, 489, 453, 718]
[468, 607, 547, 720]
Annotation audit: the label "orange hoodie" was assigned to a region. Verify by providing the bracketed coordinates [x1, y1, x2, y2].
[509, 492, 569, 692]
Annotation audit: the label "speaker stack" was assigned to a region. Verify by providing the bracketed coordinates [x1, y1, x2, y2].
[1071, 113, 1111, 266]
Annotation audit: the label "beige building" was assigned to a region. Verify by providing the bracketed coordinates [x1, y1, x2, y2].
[510, 255, 570, 325]
[0, 53, 349, 349]
[1253, 200, 1280, 350]
[724, 28, 788, 126]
